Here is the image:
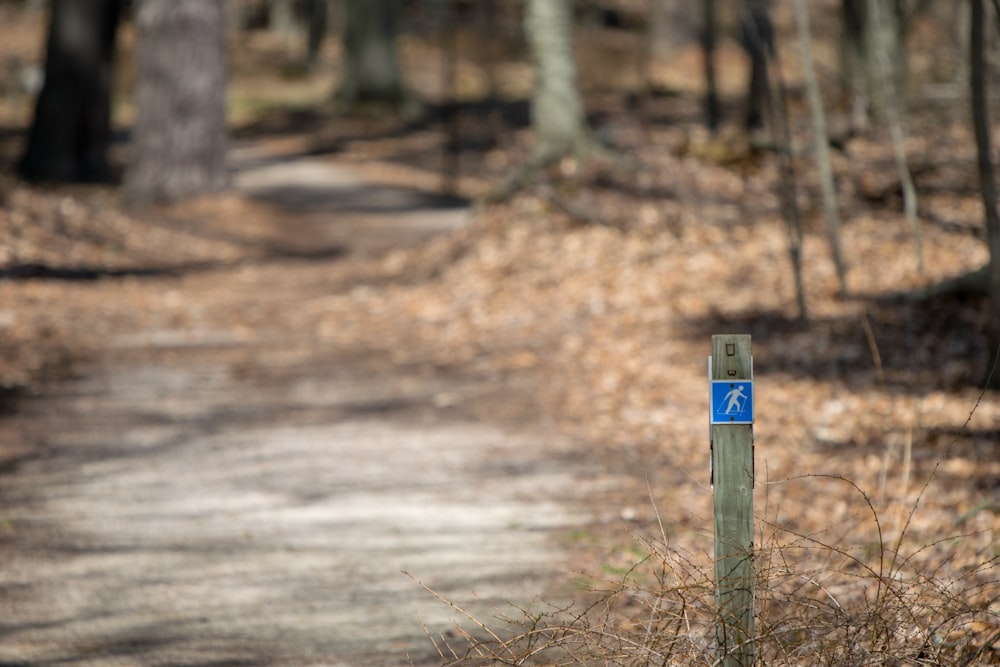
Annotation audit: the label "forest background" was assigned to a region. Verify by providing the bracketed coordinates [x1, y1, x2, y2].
[1, 0, 999, 663]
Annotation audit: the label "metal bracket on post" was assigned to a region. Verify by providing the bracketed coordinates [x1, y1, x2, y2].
[709, 334, 755, 667]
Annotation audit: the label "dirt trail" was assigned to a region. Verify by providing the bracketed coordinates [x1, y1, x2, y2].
[0, 153, 601, 666]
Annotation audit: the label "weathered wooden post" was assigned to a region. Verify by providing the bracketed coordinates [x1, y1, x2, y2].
[709, 334, 755, 666]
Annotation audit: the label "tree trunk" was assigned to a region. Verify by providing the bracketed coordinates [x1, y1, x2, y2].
[841, 0, 904, 123]
[125, 0, 228, 206]
[702, 0, 719, 131]
[525, 0, 590, 163]
[758, 3, 808, 321]
[970, 0, 1000, 387]
[269, 0, 296, 35]
[17, 0, 122, 183]
[305, 0, 328, 68]
[741, 0, 774, 131]
[794, 0, 848, 297]
[867, 0, 922, 275]
[337, 0, 405, 109]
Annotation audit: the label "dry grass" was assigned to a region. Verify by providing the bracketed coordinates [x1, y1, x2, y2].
[425, 470, 999, 665]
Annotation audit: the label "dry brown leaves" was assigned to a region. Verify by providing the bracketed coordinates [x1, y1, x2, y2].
[2, 113, 996, 618]
[301, 117, 999, 641]
[1, 9, 998, 652]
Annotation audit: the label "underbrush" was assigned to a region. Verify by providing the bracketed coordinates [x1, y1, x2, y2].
[423, 473, 999, 666]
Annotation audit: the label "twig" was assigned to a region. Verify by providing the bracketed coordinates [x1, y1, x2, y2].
[961, 627, 1000, 666]
[403, 570, 518, 663]
[959, 340, 1000, 432]
[861, 310, 886, 387]
[643, 478, 670, 654]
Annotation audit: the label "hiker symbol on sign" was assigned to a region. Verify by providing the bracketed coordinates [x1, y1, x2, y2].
[711, 381, 753, 424]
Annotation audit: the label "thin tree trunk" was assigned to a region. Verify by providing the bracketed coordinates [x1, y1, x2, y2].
[18, 0, 122, 183]
[702, 0, 719, 131]
[305, 0, 328, 68]
[971, 0, 1000, 387]
[840, 0, 904, 120]
[436, 0, 460, 195]
[742, 0, 773, 131]
[795, 0, 848, 297]
[125, 0, 228, 205]
[866, 0, 923, 275]
[767, 19, 808, 321]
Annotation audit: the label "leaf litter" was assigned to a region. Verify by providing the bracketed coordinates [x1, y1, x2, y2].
[0, 6, 998, 658]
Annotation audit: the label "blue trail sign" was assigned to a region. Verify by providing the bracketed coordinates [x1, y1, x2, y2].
[710, 380, 753, 424]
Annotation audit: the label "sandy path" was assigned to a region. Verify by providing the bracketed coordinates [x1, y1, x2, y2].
[0, 155, 598, 666]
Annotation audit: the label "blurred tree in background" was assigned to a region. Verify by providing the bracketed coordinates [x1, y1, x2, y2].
[17, 0, 122, 183]
[124, 0, 228, 205]
[840, 0, 896, 125]
[336, 0, 406, 110]
[525, 0, 590, 163]
[969, 0, 1000, 387]
[9, 0, 1000, 387]
[304, 0, 328, 69]
[740, 0, 774, 131]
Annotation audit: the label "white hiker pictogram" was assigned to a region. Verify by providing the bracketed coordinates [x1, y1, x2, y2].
[723, 384, 748, 414]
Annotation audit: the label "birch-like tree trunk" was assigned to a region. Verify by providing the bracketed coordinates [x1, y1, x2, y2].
[794, 0, 848, 296]
[866, 0, 922, 274]
[525, 0, 590, 163]
[841, 0, 904, 122]
[125, 0, 228, 205]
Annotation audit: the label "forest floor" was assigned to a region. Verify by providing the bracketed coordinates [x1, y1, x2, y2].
[0, 4, 999, 664]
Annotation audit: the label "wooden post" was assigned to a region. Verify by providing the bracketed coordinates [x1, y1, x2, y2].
[710, 334, 755, 666]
